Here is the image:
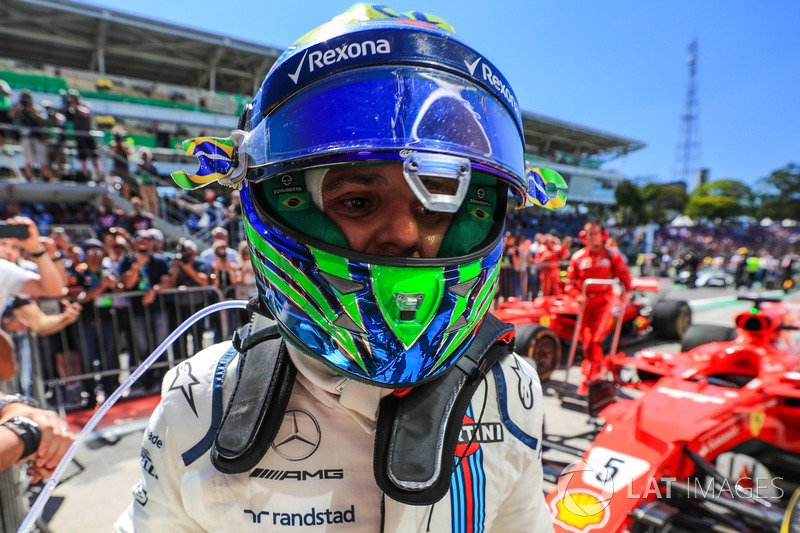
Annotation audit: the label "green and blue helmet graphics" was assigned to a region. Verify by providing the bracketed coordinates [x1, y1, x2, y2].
[238, 5, 526, 386]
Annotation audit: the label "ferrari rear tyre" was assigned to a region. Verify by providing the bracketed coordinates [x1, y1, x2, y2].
[651, 300, 692, 340]
[514, 324, 561, 382]
[680, 324, 737, 352]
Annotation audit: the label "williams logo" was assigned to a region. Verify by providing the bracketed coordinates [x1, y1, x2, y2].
[272, 409, 321, 461]
[288, 40, 391, 84]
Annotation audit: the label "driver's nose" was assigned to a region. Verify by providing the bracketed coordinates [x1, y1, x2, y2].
[368, 200, 422, 257]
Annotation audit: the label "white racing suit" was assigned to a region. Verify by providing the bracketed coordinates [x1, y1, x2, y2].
[114, 340, 553, 532]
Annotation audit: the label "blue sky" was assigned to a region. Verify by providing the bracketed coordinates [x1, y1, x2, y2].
[83, 0, 799, 188]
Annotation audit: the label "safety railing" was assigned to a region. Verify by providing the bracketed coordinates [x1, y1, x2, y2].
[25, 285, 244, 416]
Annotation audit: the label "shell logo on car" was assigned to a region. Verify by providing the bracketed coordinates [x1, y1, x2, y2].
[551, 457, 614, 532]
[551, 491, 609, 532]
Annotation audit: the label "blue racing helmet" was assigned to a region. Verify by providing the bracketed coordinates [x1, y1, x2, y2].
[173, 4, 564, 388]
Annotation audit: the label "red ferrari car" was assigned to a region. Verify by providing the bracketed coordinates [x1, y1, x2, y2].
[545, 296, 800, 533]
[492, 277, 692, 381]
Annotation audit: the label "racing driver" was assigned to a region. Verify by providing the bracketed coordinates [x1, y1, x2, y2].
[565, 221, 632, 394]
[115, 5, 554, 532]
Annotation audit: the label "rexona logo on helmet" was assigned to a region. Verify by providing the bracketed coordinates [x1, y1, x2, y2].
[171, 3, 568, 387]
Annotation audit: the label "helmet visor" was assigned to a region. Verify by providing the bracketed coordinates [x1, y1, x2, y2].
[240, 66, 525, 191]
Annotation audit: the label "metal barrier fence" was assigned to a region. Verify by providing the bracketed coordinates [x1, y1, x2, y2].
[23, 285, 251, 416]
[0, 284, 258, 531]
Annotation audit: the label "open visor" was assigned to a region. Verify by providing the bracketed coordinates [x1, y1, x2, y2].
[240, 67, 525, 193]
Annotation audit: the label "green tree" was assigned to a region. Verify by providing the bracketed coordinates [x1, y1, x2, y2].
[757, 164, 800, 220]
[684, 179, 753, 220]
[614, 180, 643, 225]
[641, 183, 689, 225]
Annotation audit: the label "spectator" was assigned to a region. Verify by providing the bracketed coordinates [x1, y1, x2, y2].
[226, 189, 244, 243]
[167, 239, 209, 357]
[147, 228, 166, 257]
[534, 234, 563, 297]
[198, 227, 240, 267]
[0, 392, 74, 483]
[0, 79, 13, 148]
[237, 241, 255, 288]
[497, 232, 518, 302]
[0, 217, 65, 306]
[9, 90, 49, 181]
[119, 230, 171, 388]
[527, 233, 544, 299]
[179, 191, 228, 234]
[66, 238, 121, 403]
[108, 128, 132, 197]
[5, 294, 81, 398]
[561, 235, 574, 259]
[209, 240, 238, 291]
[104, 232, 129, 271]
[94, 194, 129, 237]
[0, 217, 66, 381]
[127, 197, 154, 233]
[63, 89, 102, 180]
[514, 234, 530, 299]
[41, 100, 66, 181]
[565, 222, 632, 394]
[136, 149, 160, 216]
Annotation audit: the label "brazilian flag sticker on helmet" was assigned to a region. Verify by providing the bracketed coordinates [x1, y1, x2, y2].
[525, 167, 568, 210]
[279, 194, 309, 211]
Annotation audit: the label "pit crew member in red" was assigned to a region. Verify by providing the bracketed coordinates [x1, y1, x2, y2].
[565, 222, 632, 392]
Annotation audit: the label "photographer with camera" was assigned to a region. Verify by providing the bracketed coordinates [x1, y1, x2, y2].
[135, 149, 160, 216]
[109, 128, 132, 197]
[0, 217, 66, 380]
[9, 91, 48, 181]
[66, 239, 122, 405]
[0, 79, 13, 148]
[41, 101, 66, 182]
[209, 239, 238, 290]
[119, 230, 170, 389]
[168, 239, 209, 356]
[63, 89, 102, 181]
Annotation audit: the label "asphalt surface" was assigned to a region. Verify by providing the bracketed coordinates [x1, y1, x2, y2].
[32, 286, 799, 532]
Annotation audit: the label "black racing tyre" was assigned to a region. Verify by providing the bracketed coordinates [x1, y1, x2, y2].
[651, 300, 692, 340]
[680, 324, 737, 352]
[514, 324, 561, 382]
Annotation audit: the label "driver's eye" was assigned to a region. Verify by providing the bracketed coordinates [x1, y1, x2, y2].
[345, 198, 368, 209]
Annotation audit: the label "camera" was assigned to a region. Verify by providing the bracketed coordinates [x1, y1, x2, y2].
[175, 252, 191, 264]
[0, 222, 30, 240]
